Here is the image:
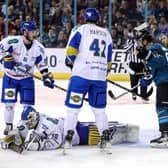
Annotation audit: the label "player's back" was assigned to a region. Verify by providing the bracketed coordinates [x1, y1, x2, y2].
[71, 24, 112, 81]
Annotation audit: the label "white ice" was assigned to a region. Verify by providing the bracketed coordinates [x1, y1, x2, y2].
[0, 79, 168, 168]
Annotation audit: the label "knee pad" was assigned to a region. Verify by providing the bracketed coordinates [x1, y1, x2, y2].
[91, 107, 106, 116]
[66, 107, 80, 117]
[5, 103, 15, 112]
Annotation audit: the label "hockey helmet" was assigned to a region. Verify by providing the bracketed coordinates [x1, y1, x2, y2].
[21, 106, 40, 129]
[84, 8, 100, 22]
[20, 21, 37, 32]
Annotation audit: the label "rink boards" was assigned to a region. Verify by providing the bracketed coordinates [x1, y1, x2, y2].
[0, 48, 130, 81]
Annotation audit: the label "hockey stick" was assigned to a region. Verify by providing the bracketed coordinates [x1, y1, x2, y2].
[15, 66, 67, 92]
[107, 80, 153, 100]
[108, 83, 140, 100]
[22, 130, 40, 153]
[14, 66, 89, 102]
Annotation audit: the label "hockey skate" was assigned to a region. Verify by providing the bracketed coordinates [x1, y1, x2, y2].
[3, 123, 13, 135]
[98, 129, 112, 155]
[63, 130, 74, 155]
[150, 132, 168, 148]
[142, 97, 150, 104]
[132, 93, 137, 101]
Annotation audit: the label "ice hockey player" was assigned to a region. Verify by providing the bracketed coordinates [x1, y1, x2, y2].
[137, 29, 168, 148]
[0, 21, 55, 135]
[1, 106, 139, 153]
[64, 7, 113, 154]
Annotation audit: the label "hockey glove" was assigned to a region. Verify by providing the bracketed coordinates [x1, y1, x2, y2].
[136, 47, 152, 61]
[2, 54, 16, 70]
[65, 56, 75, 70]
[140, 74, 152, 87]
[43, 72, 55, 89]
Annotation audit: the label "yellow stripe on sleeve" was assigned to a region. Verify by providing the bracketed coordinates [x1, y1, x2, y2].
[66, 46, 78, 56]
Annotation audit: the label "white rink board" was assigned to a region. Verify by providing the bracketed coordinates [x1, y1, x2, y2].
[0, 48, 130, 75]
[46, 48, 130, 74]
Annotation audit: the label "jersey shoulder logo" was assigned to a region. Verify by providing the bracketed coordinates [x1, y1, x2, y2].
[8, 39, 19, 44]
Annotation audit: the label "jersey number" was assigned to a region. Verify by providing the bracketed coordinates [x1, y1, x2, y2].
[89, 39, 106, 57]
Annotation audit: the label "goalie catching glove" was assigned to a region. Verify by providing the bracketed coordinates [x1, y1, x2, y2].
[42, 72, 55, 89]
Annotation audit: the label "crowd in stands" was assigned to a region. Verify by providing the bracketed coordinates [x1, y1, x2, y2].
[0, 0, 168, 48]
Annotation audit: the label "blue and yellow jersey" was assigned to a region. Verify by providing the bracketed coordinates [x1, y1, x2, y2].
[66, 24, 113, 81]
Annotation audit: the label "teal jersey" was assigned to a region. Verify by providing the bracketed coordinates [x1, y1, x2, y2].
[147, 43, 168, 86]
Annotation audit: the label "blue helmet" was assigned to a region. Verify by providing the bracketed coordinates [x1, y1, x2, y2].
[21, 106, 38, 120]
[21, 106, 40, 129]
[84, 8, 100, 22]
[20, 21, 37, 32]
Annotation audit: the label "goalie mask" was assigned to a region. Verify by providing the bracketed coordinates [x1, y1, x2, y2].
[21, 106, 40, 129]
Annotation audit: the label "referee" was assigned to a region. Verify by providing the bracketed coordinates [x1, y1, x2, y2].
[124, 35, 149, 101]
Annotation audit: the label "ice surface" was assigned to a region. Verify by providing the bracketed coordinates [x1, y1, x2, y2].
[0, 80, 168, 168]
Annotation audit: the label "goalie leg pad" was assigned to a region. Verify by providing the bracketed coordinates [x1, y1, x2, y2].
[109, 123, 139, 144]
[126, 124, 139, 142]
[88, 125, 100, 145]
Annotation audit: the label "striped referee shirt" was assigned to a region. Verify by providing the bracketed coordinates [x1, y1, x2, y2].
[124, 37, 142, 63]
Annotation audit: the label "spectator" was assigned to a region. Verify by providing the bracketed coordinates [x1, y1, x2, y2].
[0, 15, 5, 36]
[43, 26, 57, 48]
[0, 0, 168, 49]
[56, 30, 67, 48]
[111, 28, 118, 49]
[61, 7, 72, 27]
[49, 8, 62, 27]
[158, 14, 168, 30]
[77, 9, 85, 25]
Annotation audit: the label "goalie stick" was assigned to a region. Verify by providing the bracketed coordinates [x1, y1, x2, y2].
[107, 80, 153, 100]
[14, 66, 89, 102]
